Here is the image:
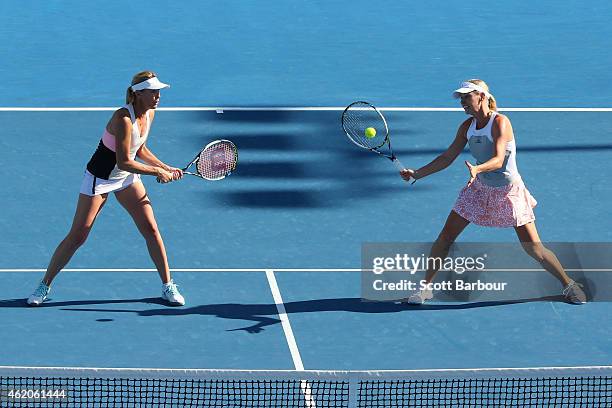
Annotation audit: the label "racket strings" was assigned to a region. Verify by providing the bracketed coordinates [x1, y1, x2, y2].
[196, 141, 237, 180]
[342, 103, 387, 149]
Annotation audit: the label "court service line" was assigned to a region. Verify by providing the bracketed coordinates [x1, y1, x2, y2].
[1, 106, 612, 112]
[265, 270, 305, 371]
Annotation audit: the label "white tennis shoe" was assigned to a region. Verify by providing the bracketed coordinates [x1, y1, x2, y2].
[27, 281, 51, 306]
[162, 280, 185, 306]
[563, 280, 586, 304]
[407, 289, 433, 305]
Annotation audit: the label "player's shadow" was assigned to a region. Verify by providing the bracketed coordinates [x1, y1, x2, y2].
[47, 296, 563, 334]
[0, 297, 169, 308]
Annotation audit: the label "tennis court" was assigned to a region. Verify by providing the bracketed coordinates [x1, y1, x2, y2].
[1, 1, 611, 406]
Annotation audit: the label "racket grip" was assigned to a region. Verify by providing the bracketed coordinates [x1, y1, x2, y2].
[392, 158, 406, 171]
[393, 158, 417, 184]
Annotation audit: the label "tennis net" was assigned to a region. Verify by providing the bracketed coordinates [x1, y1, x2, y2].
[1, 365, 611, 407]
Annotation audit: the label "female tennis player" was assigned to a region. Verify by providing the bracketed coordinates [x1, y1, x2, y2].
[27, 71, 185, 306]
[400, 79, 586, 305]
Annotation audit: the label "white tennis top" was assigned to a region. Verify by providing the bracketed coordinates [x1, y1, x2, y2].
[466, 112, 521, 187]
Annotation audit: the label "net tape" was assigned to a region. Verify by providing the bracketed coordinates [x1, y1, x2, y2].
[1, 366, 611, 407]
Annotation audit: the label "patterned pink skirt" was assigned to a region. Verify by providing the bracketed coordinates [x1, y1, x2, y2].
[452, 177, 537, 228]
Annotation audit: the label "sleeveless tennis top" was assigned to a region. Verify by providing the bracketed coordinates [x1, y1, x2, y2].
[466, 111, 521, 187]
[86, 104, 150, 180]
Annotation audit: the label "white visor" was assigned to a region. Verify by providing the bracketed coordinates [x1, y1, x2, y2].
[452, 81, 490, 98]
[131, 77, 170, 92]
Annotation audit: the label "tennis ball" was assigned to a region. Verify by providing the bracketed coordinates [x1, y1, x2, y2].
[365, 127, 377, 138]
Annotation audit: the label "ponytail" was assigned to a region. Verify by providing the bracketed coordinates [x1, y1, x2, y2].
[466, 79, 497, 111]
[488, 94, 498, 111]
[125, 87, 136, 104]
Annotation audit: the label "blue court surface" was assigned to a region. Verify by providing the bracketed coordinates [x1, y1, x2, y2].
[1, 1, 612, 406]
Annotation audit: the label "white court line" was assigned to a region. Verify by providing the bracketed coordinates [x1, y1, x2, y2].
[265, 270, 305, 371]
[1, 106, 612, 112]
[1, 364, 610, 374]
[265, 270, 317, 406]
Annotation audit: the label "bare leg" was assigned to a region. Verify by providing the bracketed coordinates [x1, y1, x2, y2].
[42, 193, 108, 286]
[514, 222, 572, 286]
[115, 181, 171, 284]
[423, 210, 471, 284]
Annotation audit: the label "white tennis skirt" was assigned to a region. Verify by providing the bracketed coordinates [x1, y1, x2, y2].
[79, 170, 141, 196]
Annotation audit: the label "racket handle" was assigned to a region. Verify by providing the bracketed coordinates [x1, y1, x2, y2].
[393, 158, 417, 184]
[392, 157, 406, 171]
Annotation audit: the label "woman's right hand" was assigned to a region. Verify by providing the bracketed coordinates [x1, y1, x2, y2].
[156, 168, 175, 183]
[400, 168, 416, 182]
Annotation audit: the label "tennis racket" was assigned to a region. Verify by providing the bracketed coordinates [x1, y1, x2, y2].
[161, 139, 238, 182]
[341, 101, 415, 183]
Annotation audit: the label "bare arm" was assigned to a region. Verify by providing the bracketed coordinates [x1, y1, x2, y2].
[137, 144, 184, 181]
[111, 110, 173, 182]
[137, 144, 172, 170]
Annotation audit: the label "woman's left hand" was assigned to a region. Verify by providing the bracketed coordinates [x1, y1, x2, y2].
[465, 161, 478, 186]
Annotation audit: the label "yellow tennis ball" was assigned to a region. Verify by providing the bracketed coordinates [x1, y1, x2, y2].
[365, 127, 377, 138]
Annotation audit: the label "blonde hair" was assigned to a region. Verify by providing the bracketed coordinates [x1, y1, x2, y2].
[466, 79, 498, 111]
[125, 71, 157, 104]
